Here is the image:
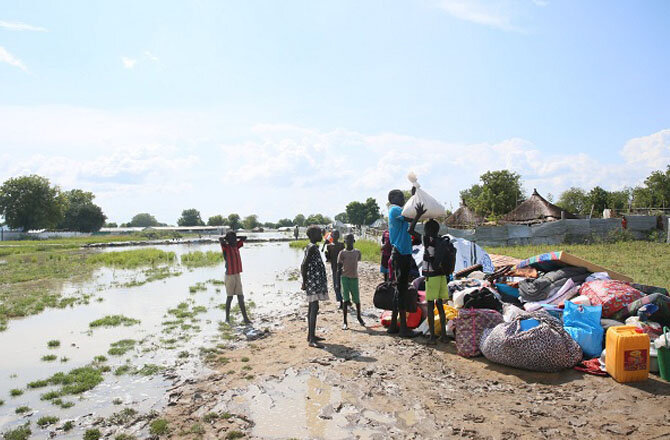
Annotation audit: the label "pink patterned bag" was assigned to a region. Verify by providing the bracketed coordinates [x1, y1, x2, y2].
[579, 280, 643, 318]
[454, 308, 504, 357]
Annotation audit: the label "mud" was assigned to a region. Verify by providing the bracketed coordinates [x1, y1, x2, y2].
[164, 262, 670, 440]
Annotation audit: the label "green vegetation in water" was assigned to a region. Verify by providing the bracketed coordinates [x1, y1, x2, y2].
[178, 351, 189, 359]
[36, 416, 59, 427]
[94, 355, 107, 363]
[47, 340, 60, 348]
[63, 421, 74, 432]
[112, 398, 123, 405]
[135, 364, 164, 376]
[207, 279, 225, 285]
[0, 399, 3, 406]
[15, 406, 30, 414]
[114, 434, 136, 440]
[10, 388, 23, 397]
[41, 354, 57, 362]
[181, 251, 221, 268]
[28, 379, 49, 388]
[51, 398, 75, 409]
[60, 357, 69, 363]
[108, 407, 138, 425]
[485, 241, 670, 289]
[123, 266, 182, 287]
[149, 418, 169, 435]
[2, 423, 31, 440]
[89, 315, 140, 328]
[114, 365, 134, 376]
[108, 339, 136, 356]
[88, 249, 176, 269]
[189, 282, 207, 293]
[226, 431, 245, 440]
[37, 366, 105, 400]
[83, 429, 101, 440]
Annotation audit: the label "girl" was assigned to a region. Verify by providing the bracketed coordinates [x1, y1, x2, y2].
[301, 225, 329, 348]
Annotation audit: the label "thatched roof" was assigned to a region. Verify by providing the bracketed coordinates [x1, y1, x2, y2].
[445, 201, 485, 228]
[503, 189, 577, 223]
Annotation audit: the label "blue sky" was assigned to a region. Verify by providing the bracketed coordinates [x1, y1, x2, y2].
[1, 0, 669, 224]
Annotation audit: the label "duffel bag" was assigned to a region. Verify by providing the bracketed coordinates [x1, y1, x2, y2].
[454, 308, 503, 358]
[480, 312, 583, 372]
[373, 281, 396, 311]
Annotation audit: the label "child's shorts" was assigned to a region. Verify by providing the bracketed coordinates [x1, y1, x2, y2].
[425, 275, 449, 301]
[225, 273, 243, 296]
[341, 276, 360, 303]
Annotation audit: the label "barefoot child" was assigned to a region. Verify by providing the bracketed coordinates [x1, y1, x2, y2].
[324, 230, 345, 309]
[422, 219, 449, 344]
[338, 234, 365, 329]
[302, 225, 329, 348]
[219, 231, 251, 324]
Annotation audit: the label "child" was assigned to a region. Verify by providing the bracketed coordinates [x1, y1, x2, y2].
[422, 219, 449, 344]
[219, 231, 252, 325]
[380, 229, 392, 282]
[338, 234, 365, 330]
[324, 230, 345, 309]
[301, 225, 329, 348]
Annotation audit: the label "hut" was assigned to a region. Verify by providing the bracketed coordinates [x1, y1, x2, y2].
[445, 201, 485, 229]
[502, 189, 577, 224]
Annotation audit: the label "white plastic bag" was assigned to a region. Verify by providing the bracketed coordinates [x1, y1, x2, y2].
[401, 172, 445, 219]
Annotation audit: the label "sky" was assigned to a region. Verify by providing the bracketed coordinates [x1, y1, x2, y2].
[0, 0, 669, 224]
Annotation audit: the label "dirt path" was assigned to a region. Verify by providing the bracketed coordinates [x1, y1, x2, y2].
[163, 263, 670, 440]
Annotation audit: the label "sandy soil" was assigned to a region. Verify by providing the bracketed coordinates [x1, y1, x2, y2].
[163, 262, 670, 440]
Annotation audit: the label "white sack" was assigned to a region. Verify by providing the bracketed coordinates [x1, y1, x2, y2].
[401, 172, 445, 219]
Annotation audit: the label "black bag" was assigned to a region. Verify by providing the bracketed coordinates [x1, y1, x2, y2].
[463, 287, 502, 313]
[373, 281, 396, 310]
[407, 285, 418, 313]
[433, 235, 457, 276]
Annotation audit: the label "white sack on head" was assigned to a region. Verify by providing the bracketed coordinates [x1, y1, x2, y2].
[401, 172, 445, 219]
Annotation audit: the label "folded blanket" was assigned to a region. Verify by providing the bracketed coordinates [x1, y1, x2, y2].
[518, 267, 589, 303]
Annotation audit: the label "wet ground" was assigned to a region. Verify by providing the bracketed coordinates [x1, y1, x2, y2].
[0, 240, 304, 438]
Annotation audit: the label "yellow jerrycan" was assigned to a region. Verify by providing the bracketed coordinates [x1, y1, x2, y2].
[605, 326, 650, 383]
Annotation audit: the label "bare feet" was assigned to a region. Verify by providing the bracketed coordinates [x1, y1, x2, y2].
[308, 340, 324, 348]
[342, 323, 348, 330]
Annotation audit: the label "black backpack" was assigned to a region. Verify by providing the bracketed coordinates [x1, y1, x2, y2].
[433, 235, 457, 276]
[373, 282, 396, 311]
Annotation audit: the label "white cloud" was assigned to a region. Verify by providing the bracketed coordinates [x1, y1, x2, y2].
[436, 0, 525, 32]
[0, 46, 28, 72]
[0, 20, 47, 32]
[144, 51, 159, 62]
[121, 56, 137, 69]
[620, 129, 670, 169]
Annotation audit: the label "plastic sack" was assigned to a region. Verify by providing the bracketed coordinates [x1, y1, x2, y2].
[480, 311, 583, 372]
[401, 172, 445, 219]
[579, 280, 644, 318]
[563, 301, 603, 359]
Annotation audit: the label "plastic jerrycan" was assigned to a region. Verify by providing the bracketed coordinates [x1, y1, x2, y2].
[605, 326, 650, 383]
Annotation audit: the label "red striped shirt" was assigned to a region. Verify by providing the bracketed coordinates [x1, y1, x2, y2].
[221, 241, 243, 274]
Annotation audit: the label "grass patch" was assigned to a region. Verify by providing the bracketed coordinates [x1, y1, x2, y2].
[112, 398, 123, 405]
[226, 431, 244, 439]
[63, 421, 74, 432]
[181, 251, 221, 268]
[2, 423, 31, 440]
[108, 339, 136, 356]
[135, 364, 164, 376]
[15, 406, 30, 414]
[88, 249, 176, 269]
[41, 354, 57, 362]
[178, 351, 189, 359]
[83, 429, 101, 440]
[115, 434, 136, 440]
[149, 418, 169, 435]
[203, 412, 219, 423]
[27, 379, 49, 388]
[10, 388, 23, 397]
[36, 415, 59, 427]
[94, 355, 107, 362]
[108, 407, 138, 425]
[37, 366, 105, 400]
[89, 315, 140, 328]
[486, 241, 670, 289]
[47, 340, 60, 348]
[51, 398, 75, 409]
[114, 365, 134, 376]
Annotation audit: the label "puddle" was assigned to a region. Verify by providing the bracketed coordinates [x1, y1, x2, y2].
[0, 240, 304, 437]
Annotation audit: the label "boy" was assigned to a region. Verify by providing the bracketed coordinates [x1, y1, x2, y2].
[324, 230, 345, 309]
[388, 189, 425, 338]
[422, 219, 449, 344]
[219, 231, 251, 325]
[338, 234, 365, 329]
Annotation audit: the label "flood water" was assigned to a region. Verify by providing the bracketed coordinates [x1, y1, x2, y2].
[0, 240, 305, 437]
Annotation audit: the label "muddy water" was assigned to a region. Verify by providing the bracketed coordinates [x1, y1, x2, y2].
[0, 241, 304, 437]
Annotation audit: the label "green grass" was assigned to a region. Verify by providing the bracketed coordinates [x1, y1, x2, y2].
[89, 315, 140, 328]
[202, 412, 219, 423]
[10, 388, 23, 397]
[2, 423, 31, 440]
[94, 355, 107, 362]
[289, 239, 381, 263]
[28, 379, 48, 388]
[114, 434, 136, 440]
[15, 406, 30, 414]
[41, 354, 58, 362]
[108, 408, 138, 425]
[83, 428, 101, 440]
[47, 340, 60, 348]
[226, 431, 244, 439]
[486, 241, 670, 289]
[37, 366, 105, 400]
[114, 365, 134, 376]
[135, 364, 164, 376]
[63, 421, 74, 432]
[36, 416, 59, 427]
[87, 249, 176, 268]
[181, 251, 221, 268]
[149, 418, 169, 436]
[108, 339, 137, 356]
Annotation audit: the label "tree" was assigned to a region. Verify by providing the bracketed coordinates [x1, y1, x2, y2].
[263, 221, 278, 229]
[59, 189, 106, 232]
[293, 214, 306, 227]
[227, 213, 241, 230]
[557, 187, 589, 215]
[587, 186, 609, 217]
[105, 222, 118, 228]
[334, 212, 348, 223]
[276, 218, 294, 227]
[207, 215, 228, 226]
[177, 209, 205, 227]
[607, 189, 631, 212]
[460, 170, 524, 218]
[305, 213, 332, 225]
[641, 166, 670, 207]
[0, 175, 65, 230]
[242, 214, 260, 230]
[345, 201, 366, 226]
[363, 197, 381, 225]
[129, 213, 160, 228]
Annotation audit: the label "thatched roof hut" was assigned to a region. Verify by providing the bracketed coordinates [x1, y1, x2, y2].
[503, 189, 577, 224]
[445, 201, 485, 228]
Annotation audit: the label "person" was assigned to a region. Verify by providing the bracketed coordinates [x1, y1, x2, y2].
[219, 231, 251, 325]
[301, 225, 329, 348]
[324, 230, 345, 309]
[422, 219, 449, 344]
[338, 234, 365, 329]
[294, 225, 300, 240]
[380, 229, 392, 282]
[320, 227, 334, 252]
[387, 189, 425, 338]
